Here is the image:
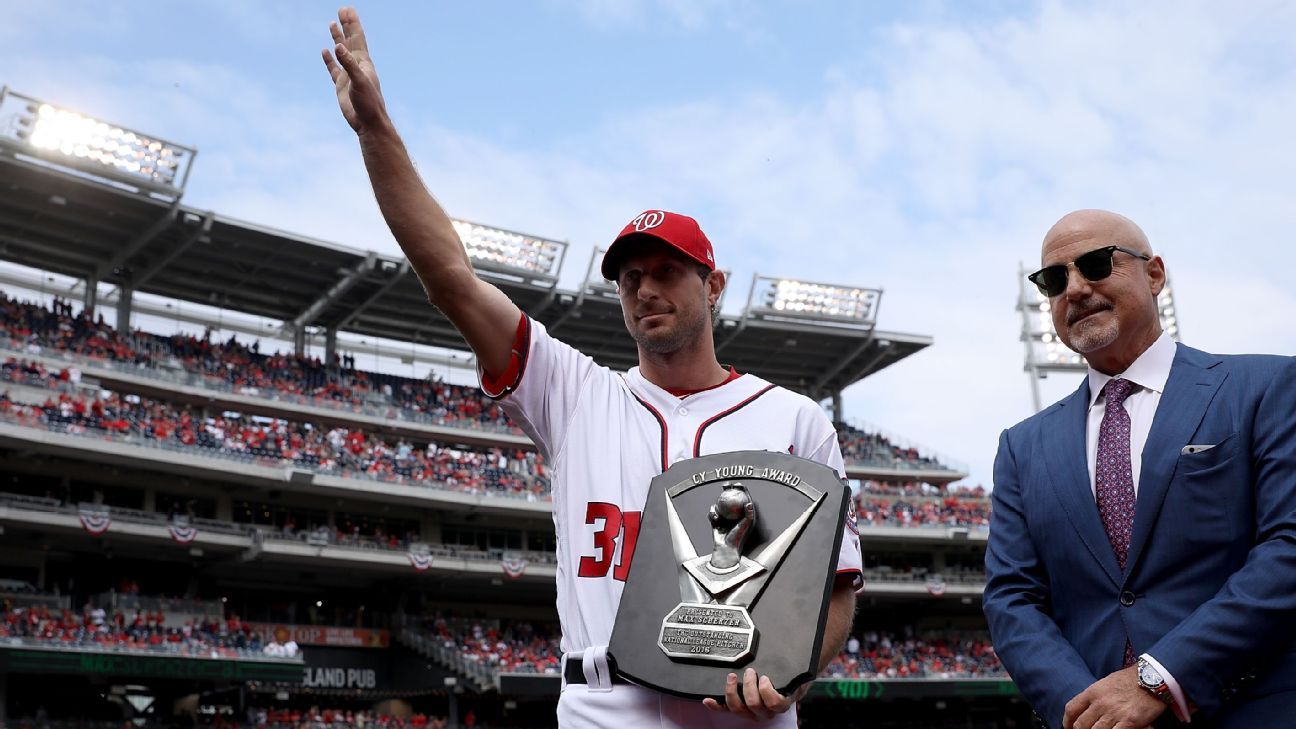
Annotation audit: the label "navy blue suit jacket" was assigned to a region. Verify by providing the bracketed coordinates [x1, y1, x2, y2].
[984, 345, 1296, 728]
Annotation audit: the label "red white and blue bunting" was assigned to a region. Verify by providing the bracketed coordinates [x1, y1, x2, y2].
[78, 507, 111, 536]
[168, 523, 198, 544]
[408, 551, 433, 572]
[501, 557, 528, 580]
[925, 578, 947, 597]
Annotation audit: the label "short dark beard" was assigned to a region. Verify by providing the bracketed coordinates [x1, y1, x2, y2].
[629, 290, 711, 355]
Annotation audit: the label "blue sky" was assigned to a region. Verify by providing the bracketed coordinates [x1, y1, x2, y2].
[4, 0, 1296, 487]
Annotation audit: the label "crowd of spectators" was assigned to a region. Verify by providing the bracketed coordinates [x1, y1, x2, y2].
[2, 599, 1003, 681]
[248, 708, 454, 729]
[0, 291, 961, 474]
[855, 494, 991, 529]
[2, 711, 480, 729]
[419, 615, 560, 675]
[0, 369, 989, 522]
[279, 521, 422, 552]
[0, 369, 550, 501]
[836, 424, 954, 473]
[415, 616, 1002, 682]
[0, 602, 298, 660]
[857, 480, 988, 500]
[1, 293, 991, 524]
[825, 629, 1004, 679]
[0, 292, 516, 433]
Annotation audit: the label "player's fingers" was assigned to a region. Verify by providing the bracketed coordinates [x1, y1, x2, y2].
[333, 44, 366, 88]
[329, 20, 345, 48]
[339, 7, 369, 52]
[742, 669, 771, 720]
[756, 675, 790, 713]
[722, 673, 748, 715]
[321, 49, 343, 83]
[701, 698, 724, 713]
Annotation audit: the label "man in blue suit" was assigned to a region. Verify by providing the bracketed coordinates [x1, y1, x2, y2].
[984, 210, 1296, 729]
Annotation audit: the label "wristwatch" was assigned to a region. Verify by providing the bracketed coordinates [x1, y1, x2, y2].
[1136, 656, 1176, 707]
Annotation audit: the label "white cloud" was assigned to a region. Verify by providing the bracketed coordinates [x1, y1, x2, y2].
[4, 0, 1295, 488]
[400, 0, 1296, 486]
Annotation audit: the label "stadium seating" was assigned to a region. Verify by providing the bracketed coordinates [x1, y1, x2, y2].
[415, 615, 561, 675]
[406, 616, 1003, 682]
[0, 368, 550, 501]
[0, 491, 558, 565]
[825, 630, 1004, 679]
[0, 291, 963, 475]
[835, 423, 952, 472]
[0, 602, 299, 660]
[0, 370, 988, 525]
[0, 293, 516, 434]
[856, 495, 991, 528]
[249, 708, 451, 729]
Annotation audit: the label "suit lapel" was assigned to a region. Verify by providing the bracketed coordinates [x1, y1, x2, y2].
[1125, 345, 1226, 572]
[1042, 379, 1123, 587]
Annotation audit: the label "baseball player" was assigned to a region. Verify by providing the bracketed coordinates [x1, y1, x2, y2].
[322, 8, 861, 727]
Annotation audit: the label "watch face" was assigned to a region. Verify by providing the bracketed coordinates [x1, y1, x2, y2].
[1138, 661, 1163, 687]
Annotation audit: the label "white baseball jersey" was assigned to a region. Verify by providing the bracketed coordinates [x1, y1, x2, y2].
[484, 317, 862, 728]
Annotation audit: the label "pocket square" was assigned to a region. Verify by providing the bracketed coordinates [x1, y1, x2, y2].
[1181, 444, 1218, 455]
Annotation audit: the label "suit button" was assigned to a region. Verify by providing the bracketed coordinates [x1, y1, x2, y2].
[1120, 591, 1136, 607]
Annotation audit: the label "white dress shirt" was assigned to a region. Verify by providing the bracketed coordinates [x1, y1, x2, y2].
[1085, 331, 1176, 496]
[1084, 331, 1191, 721]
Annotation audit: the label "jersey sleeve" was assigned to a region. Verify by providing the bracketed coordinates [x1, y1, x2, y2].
[804, 421, 864, 590]
[478, 315, 602, 463]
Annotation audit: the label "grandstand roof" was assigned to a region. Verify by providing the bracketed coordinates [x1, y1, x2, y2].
[0, 153, 930, 399]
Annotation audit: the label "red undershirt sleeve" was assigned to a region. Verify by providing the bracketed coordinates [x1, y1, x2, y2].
[479, 313, 530, 399]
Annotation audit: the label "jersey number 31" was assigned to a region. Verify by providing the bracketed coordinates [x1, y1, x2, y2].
[577, 502, 641, 581]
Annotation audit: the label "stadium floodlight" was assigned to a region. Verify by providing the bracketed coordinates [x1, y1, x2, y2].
[746, 274, 881, 326]
[0, 87, 196, 198]
[1017, 263, 1181, 411]
[1157, 283, 1180, 340]
[451, 219, 566, 280]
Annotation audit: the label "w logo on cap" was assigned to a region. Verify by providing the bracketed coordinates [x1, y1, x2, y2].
[602, 209, 715, 281]
[630, 211, 667, 232]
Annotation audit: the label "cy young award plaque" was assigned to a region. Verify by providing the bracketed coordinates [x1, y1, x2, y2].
[607, 450, 849, 701]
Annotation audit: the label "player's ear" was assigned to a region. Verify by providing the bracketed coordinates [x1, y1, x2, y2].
[707, 269, 725, 307]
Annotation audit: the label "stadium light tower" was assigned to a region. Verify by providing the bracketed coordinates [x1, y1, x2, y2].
[740, 275, 883, 420]
[1017, 263, 1181, 412]
[745, 275, 882, 326]
[0, 87, 196, 200]
[450, 219, 567, 283]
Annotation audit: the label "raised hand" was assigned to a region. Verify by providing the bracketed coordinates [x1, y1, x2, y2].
[321, 7, 387, 134]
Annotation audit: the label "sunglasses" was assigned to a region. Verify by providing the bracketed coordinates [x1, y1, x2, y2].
[1027, 245, 1151, 298]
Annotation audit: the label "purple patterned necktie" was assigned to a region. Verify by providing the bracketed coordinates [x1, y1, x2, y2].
[1095, 377, 1139, 666]
[1095, 377, 1137, 570]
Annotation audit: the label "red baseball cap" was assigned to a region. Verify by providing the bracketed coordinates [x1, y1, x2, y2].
[601, 210, 716, 281]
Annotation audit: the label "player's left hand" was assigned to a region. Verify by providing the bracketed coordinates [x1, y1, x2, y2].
[1063, 665, 1167, 729]
[702, 668, 808, 721]
[321, 7, 388, 135]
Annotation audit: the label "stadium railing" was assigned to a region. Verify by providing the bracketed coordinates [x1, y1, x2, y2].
[0, 491, 557, 567]
[0, 632, 304, 663]
[397, 625, 497, 692]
